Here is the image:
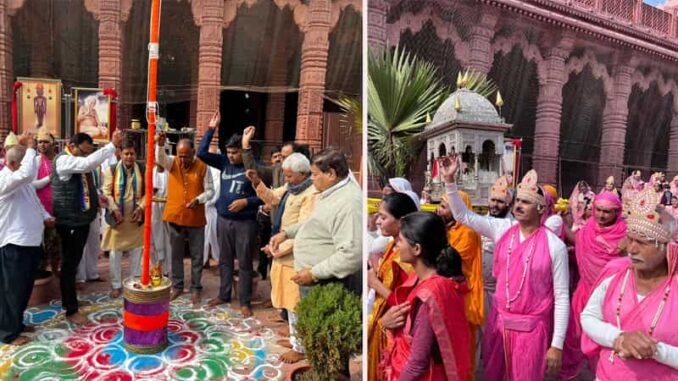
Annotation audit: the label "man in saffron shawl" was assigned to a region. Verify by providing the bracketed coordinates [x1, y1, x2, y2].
[437, 191, 482, 380]
[560, 191, 627, 379]
[440, 155, 570, 381]
[581, 187, 678, 379]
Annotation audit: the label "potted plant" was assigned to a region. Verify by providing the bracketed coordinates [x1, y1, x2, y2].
[288, 283, 362, 381]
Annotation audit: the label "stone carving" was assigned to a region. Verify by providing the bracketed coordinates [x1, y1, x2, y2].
[386, 8, 470, 66]
[565, 49, 613, 96]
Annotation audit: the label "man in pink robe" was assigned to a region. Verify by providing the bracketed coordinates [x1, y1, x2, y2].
[560, 191, 627, 379]
[441, 155, 570, 381]
[581, 187, 678, 380]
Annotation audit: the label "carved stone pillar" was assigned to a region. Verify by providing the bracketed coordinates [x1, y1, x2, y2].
[667, 107, 678, 176]
[193, 0, 225, 143]
[467, 7, 498, 75]
[0, 0, 12, 140]
[85, 0, 131, 130]
[533, 36, 572, 185]
[30, 4, 50, 77]
[597, 61, 634, 188]
[263, 92, 285, 159]
[262, 51, 288, 159]
[296, 0, 331, 153]
[368, 0, 387, 50]
[98, 0, 122, 130]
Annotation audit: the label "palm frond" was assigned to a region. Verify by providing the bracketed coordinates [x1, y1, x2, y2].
[336, 96, 362, 134]
[459, 67, 498, 98]
[368, 46, 449, 180]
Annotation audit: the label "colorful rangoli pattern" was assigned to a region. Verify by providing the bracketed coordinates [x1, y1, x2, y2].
[0, 293, 284, 380]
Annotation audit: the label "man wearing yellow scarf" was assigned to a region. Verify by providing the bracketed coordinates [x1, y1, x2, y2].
[101, 140, 145, 298]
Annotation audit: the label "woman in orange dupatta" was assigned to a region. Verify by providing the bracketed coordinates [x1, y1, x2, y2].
[381, 212, 471, 381]
[368, 193, 419, 381]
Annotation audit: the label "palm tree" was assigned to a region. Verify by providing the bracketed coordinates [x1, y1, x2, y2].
[368, 46, 499, 184]
[368, 47, 448, 184]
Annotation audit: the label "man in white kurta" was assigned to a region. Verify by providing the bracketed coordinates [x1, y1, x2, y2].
[152, 164, 171, 276]
[204, 161, 221, 265]
[0, 136, 54, 345]
[101, 142, 145, 298]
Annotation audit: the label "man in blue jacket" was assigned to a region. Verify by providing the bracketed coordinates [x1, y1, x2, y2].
[198, 111, 262, 317]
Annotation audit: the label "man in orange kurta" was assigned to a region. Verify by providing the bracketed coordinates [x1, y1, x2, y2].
[438, 191, 482, 380]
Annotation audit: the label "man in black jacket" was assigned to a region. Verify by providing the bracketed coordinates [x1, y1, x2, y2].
[51, 130, 123, 325]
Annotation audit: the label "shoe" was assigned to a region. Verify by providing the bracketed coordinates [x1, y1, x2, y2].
[170, 289, 184, 301]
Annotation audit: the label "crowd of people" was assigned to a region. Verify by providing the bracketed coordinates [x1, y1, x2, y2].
[0, 109, 362, 373]
[368, 154, 678, 380]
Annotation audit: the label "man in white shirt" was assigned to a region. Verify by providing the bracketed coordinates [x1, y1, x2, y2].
[440, 155, 569, 380]
[151, 164, 171, 276]
[51, 131, 122, 325]
[0, 133, 55, 345]
[581, 187, 678, 379]
[203, 146, 221, 267]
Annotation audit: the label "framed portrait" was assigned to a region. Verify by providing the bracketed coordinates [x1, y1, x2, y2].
[74, 88, 111, 142]
[17, 77, 62, 137]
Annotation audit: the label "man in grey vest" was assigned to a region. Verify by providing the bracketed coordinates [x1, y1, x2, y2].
[51, 130, 122, 325]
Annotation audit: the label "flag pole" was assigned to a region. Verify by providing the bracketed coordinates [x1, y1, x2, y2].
[142, 0, 161, 286]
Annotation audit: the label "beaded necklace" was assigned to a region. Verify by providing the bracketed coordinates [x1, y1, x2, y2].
[504, 230, 537, 310]
[609, 269, 672, 363]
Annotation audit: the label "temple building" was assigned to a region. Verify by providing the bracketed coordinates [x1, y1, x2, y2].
[370, 0, 678, 192]
[0, 0, 362, 171]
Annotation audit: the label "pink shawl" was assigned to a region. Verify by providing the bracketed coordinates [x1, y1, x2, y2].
[561, 192, 627, 379]
[569, 182, 595, 230]
[483, 225, 554, 381]
[36, 154, 53, 214]
[585, 244, 678, 380]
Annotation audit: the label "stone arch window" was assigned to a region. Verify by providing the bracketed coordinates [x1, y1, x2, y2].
[480, 139, 496, 171]
[438, 142, 447, 157]
[462, 145, 474, 163]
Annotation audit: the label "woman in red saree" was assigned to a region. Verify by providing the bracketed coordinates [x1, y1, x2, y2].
[368, 193, 419, 381]
[381, 212, 471, 381]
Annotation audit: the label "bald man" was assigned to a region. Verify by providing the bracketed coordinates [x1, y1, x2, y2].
[1, 133, 55, 345]
[156, 132, 214, 307]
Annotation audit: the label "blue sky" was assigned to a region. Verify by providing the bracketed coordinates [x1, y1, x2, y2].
[644, 0, 665, 5]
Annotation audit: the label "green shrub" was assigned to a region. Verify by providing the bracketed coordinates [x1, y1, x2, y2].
[294, 283, 362, 381]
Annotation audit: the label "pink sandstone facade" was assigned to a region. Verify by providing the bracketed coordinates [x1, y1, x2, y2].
[0, 0, 361, 156]
[370, 0, 678, 191]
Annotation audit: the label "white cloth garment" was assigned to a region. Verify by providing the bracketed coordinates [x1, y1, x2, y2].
[0, 148, 50, 248]
[109, 247, 143, 289]
[151, 167, 170, 276]
[446, 183, 570, 350]
[76, 216, 101, 282]
[55, 142, 116, 182]
[204, 166, 221, 264]
[581, 275, 678, 369]
[288, 310, 304, 354]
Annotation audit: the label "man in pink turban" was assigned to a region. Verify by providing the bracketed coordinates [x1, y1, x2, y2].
[581, 187, 678, 380]
[441, 155, 569, 381]
[560, 191, 627, 379]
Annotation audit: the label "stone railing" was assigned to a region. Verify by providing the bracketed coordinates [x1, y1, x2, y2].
[560, 0, 678, 38]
